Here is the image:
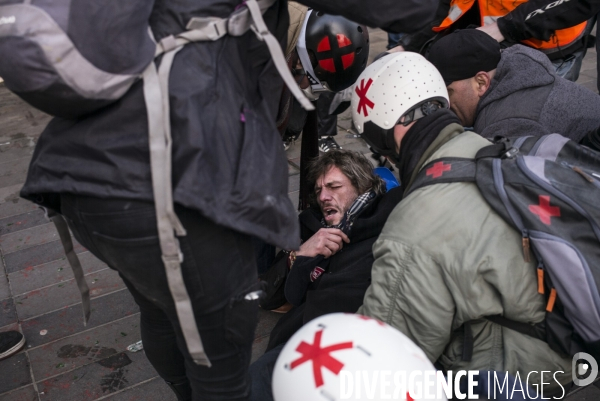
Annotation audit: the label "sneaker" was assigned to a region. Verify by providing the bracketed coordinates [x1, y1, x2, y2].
[318, 136, 342, 152]
[0, 331, 25, 360]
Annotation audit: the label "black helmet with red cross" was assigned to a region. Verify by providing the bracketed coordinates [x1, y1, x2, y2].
[296, 10, 369, 93]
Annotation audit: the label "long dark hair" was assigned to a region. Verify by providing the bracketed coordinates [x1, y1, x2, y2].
[306, 149, 385, 208]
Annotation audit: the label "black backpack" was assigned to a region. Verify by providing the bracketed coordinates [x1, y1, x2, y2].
[408, 134, 600, 360]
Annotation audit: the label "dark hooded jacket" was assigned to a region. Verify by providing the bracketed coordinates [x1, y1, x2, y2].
[19, 0, 436, 251]
[473, 45, 600, 142]
[266, 187, 403, 351]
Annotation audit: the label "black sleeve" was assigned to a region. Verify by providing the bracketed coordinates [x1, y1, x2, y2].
[284, 255, 324, 306]
[295, 0, 438, 33]
[401, 0, 451, 53]
[497, 0, 600, 42]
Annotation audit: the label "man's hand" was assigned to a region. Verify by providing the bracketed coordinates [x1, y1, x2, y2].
[297, 228, 350, 259]
[477, 22, 505, 42]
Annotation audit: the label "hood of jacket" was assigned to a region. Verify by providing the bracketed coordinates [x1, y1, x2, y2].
[286, 2, 309, 57]
[476, 45, 556, 113]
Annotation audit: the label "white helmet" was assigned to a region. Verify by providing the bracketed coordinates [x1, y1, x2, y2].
[272, 313, 448, 401]
[351, 52, 449, 161]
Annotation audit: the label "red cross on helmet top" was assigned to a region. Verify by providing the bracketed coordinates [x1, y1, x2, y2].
[289, 329, 353, 388]
[316, 34, 356, 73]
[426, 161, 452, 178]
[529, 195, 561, 225]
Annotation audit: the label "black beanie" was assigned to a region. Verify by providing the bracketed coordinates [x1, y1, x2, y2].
[428, 29, 501, 85]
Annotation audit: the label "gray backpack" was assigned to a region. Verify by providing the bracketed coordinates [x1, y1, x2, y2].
[0, 0, 313, 366]
[408, 134, 600, 360]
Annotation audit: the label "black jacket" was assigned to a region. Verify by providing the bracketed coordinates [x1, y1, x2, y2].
[497, 0, 600, 43]
[266, 187, 403, 351]
[20, 0, 436, 251]
[402, 0, 593, 58]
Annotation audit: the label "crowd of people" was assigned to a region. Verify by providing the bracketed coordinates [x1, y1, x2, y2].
[1, 0, 600, 400]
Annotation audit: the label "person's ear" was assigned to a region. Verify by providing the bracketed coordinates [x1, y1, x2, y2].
[474, 72, 492, 97]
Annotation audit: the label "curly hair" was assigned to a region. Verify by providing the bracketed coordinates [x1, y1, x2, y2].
[306, 149, 386, 208]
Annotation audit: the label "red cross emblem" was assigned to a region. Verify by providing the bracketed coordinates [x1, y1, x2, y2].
[355, 78, 375, 117]
[289, 329, 353, 388]
[426, 161, 452, 178]
[529, 195, 561, 225]
[316, 34, 355, 73]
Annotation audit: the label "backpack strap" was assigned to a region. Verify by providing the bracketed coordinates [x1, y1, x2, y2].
[140, 0, 310, 367]
[154, 0, 314, 112]
[46, 210, 91, 326]
[486, 315, 546, 341]
[405, 157, 476, 197]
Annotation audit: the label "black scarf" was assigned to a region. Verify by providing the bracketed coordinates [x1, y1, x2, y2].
[396, 109, 460, 195]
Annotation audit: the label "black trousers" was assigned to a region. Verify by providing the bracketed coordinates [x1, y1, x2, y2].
[60, 194, 259, 401]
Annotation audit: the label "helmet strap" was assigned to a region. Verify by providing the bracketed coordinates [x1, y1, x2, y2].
[296, 10, 327, 94]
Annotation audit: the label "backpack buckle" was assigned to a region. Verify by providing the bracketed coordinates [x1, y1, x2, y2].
[502, 147, 519, 159]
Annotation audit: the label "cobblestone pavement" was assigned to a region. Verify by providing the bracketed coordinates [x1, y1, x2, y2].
[1, 28, 599, 400]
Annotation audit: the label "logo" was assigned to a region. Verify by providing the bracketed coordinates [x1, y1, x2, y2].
[316, 34, 355, 73]
[526, 0, 571, 20]
[0, 16, 16, 26]
[310, 266, 325, 282]
[572, 352, 598, 386]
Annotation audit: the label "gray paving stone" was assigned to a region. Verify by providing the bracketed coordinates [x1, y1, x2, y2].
[0, 384, 37, 401]
[288, 173, 300, 193]
[0, 183, 23, 204]
[0, 145, 35, 164]
[255, 309, 283, 339]
[0, 86, 50, 142]
[0, 321, 20, 334]
[0, 297, 17, 327]
[15, 268, 125, 320]
[0, 198, 38, 220]
[0, 271, 9, 300]
[288, 190, 299, 211]
[0, 208, 47, 236]
[101, 377, 175, 401]
[37, 350, 157, 401]
[251, 334, 270, 364]
[4, 238, 86, 274]
[9, 251, 108, 296]
[0, 222, 58, 255]
[28, 313, 141, 381]
[21, 289, 139, 348]
[0, 352, 31, 394]
[0, 157, 31, 190]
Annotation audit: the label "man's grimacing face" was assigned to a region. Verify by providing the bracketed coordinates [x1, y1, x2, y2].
[315, 166, 360, 226]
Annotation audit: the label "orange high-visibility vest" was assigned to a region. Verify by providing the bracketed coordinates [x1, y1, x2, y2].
[433, 0, 586, 53]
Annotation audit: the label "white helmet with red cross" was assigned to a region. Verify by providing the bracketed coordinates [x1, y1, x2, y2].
[351, 52, 449, 159]
[271, 313, 447, 401]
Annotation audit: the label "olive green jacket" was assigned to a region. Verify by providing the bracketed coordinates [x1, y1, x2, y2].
[358, 124, 572, 392]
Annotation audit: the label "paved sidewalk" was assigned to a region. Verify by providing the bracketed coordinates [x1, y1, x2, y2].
[0, 28, 599, 401]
